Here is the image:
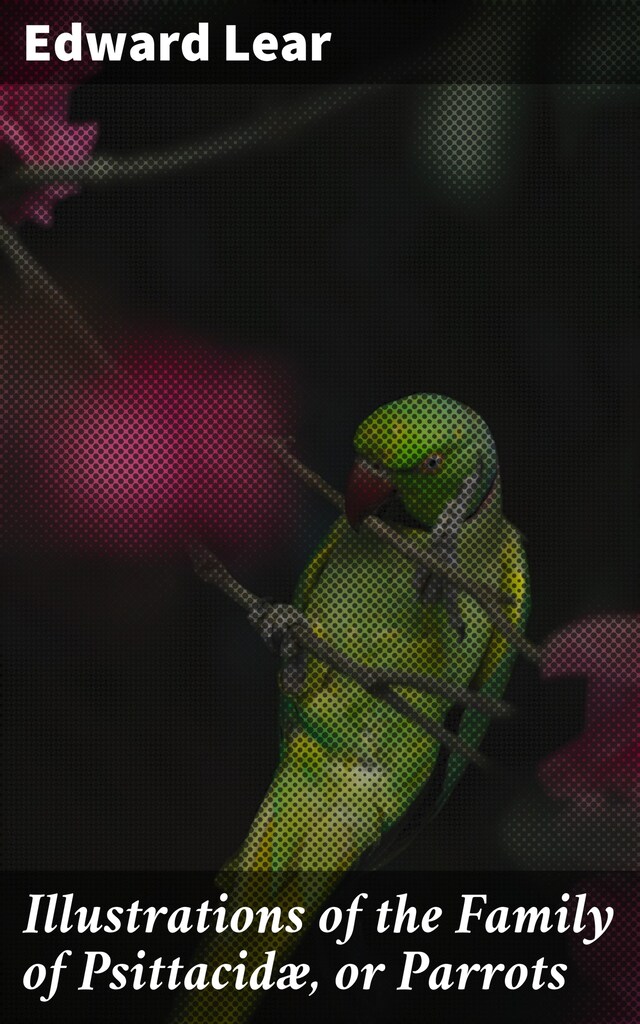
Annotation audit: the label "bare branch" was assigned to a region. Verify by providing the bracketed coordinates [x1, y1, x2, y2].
[190, 543, 510, 764]
[10, 86, 394, 191]
[265, 437, 542, 666]
[0, 217, 112, 373]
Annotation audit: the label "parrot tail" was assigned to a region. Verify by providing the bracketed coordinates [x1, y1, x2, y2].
[171, 730, 390, 1024]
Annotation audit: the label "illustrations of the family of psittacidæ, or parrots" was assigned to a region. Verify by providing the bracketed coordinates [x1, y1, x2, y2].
[173, 394, 530, 1023]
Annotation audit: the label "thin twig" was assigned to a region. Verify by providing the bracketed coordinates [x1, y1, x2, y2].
[11, 85, 394, 191]
[0, 216, 112, 372]
[190, 543, 509, 765]
[266, 437, 542, 666]
[191, 544, 509, 715]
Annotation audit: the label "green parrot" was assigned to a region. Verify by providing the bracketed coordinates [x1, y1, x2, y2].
[173, 393, 530, 1023]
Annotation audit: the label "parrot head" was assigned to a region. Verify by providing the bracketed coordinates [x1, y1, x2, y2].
[346, 394, 499, 530]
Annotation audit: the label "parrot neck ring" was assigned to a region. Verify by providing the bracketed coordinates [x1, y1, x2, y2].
[471, 469, 498, 518]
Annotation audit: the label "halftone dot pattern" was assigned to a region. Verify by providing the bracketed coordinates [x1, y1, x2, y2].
[8, 84, 390, 193]
[2, 1, 145, 84]
[540, 614, 639, 814]
[1, 81, 297, 562]
[566, 876, 639, 1024]
[172, 393, 533, 1023]
[559, 3, 638, 82]
[395, 1, 640, 84]
[420, 0, 538, 83]
[416, 85, 525, 202]
[502, 615, 638, 875]
[1, 12, 636, 1021]
[6, 335, 296, 558]
[0, 85, 98, 226]
[4, 1, 640, 85]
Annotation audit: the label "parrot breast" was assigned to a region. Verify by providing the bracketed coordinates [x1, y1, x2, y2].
[293, 515, 501, 819]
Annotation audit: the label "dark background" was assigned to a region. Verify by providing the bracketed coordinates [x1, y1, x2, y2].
[2, 3, 639, 1021]
[3, 76, 638, 873]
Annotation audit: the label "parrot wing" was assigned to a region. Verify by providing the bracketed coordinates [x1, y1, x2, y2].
[218, 519, 348, 882]
[293, 516, 350, 611]
[361, 522, 530, 869]
[433, 523, 531, 814]
[278, 517, 349, 745]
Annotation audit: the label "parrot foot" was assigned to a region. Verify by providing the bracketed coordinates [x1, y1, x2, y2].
[248, 601, 308, 694]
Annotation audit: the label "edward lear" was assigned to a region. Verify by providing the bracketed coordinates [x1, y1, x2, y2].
[26, 23, 333, 63]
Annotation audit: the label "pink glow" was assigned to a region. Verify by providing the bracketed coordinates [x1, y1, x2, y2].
[539, 614, 640, 808]
[33, 338, 296, 557]
[0, 85, 98, 226]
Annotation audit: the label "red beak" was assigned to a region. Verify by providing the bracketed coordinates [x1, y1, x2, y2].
[345, 460, 395, 528]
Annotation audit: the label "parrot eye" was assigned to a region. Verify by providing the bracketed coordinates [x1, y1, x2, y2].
[420, 452, 445, 475]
